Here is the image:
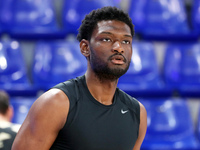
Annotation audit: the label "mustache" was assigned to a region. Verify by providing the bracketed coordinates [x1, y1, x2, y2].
[108, 53, 127, 63]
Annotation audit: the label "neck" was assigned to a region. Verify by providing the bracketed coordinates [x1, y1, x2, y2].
[0, 114, 10, 122]
[85, 71, 118, 105]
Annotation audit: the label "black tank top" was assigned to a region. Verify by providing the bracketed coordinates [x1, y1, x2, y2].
[50, 75, 140, 150]
[0, 122, 20, 150]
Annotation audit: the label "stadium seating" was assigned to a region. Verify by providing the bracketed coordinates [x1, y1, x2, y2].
[128, 0, 197, 41]
[140, 98, 200, 150]
[117, 41, 172, 97]
[0, 1, 199, 149]
[62, 0, 119, 35]
[0, 40, 36, 96]
[163, 42, 200, 97]
[8, 0, 64, 39]
[32, 40, 87, 91]
[10, 97, 36, 124]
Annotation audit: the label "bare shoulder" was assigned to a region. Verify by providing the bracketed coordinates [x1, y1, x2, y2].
[36, 88, 70, 110]
[34, 88, 69, 113]
[30, 88, 70, 129]
[12, 88, 70, 150]
[138, 101, 147, 130]
[138, 101, 147, 116]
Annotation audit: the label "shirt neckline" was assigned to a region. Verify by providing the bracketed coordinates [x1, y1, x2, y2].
[80, 75, 118, 108]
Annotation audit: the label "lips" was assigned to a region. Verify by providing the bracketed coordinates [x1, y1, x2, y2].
[110, 55, 126, 65]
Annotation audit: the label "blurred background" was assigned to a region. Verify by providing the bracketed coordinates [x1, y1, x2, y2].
[0, 0, 200, 149]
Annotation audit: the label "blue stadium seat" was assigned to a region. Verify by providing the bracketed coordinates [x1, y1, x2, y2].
[163, 42, 200, 97]
[8, 0, 64, 39]
[0, 0, 3, 34]
[0, 0, 4, 34]
[128, 0, 196, 41]
[128, 0, 146, 34]
[191, 0, 200, 35]
[0, 40, 36, 96]
[0, 0, 13, 33]
[117, 41, 172, 97]
[62, 0, 119, 35]
[140, 98, 200, 150]
[32, 40, 87, 90]
[0, 26, 2, 36]
[10, 97, 36, 124]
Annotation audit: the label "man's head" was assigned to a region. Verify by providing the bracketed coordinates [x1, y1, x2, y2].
[78, 6, 134, 81]
[77, 6, 134, 42]
[0, 91, 13, 122]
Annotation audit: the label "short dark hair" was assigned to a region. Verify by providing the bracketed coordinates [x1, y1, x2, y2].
[77, 6, 134, 42]
[0, 91, 10, 115]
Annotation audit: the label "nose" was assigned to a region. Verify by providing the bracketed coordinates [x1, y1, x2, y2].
[112, 41, 124, 53]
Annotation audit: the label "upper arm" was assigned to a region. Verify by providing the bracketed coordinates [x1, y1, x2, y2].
[133, 101, 147, 150]
[12, 89, 70, 150]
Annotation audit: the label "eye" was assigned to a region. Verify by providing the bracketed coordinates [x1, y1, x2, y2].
[102, 38, 111, 42]
[122, 40, 131, 44]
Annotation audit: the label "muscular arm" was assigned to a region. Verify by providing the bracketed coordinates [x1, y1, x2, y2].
[12, 89, 70, 150]
[133, 102, 147, 150]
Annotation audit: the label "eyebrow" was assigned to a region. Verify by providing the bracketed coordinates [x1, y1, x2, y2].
[100, 31, 132, 38]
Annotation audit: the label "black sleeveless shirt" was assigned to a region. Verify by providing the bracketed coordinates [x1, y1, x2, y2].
[50, 75, 140, 150]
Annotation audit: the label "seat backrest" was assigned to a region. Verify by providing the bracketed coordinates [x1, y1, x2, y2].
[192, 0, 200, 34]
[128, 0, 147, 33]
[129, 0, 190, 35]
[140, 98, 198, 149]
[0, 40, 29, 84]
[12, 0, 57, 28]
[143, 99, 193, 135]
[62, 0, 119, 35]
[118, 41, 160, 86]
[32, 40, 87, 90]
[0, 0, 3, 33]
[8, 0, 60, 38]
[181, 44, 200, 84]
[0, 0, 13, 33]
[164, 42, 200, 86]
[163, 43, 182, 87]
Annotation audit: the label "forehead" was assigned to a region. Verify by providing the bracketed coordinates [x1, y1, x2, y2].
[93, 20, 132, 36]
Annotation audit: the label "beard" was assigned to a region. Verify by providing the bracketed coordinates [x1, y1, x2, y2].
[89, 50, 130, 82]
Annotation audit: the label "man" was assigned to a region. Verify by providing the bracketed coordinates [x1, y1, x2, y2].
[0, 91, 20, 150]
[12, 6, 147, 150]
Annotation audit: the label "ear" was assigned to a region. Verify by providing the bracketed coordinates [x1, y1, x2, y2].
[80, 39, 90, 57]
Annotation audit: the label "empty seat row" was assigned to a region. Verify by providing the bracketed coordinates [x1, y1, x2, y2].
[129, 0, 200, 40]
[0, 0, 199, 40]
[0, 0, 119, 39]
[0, 39, 200, 97]
[0, 0, 64, 39]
